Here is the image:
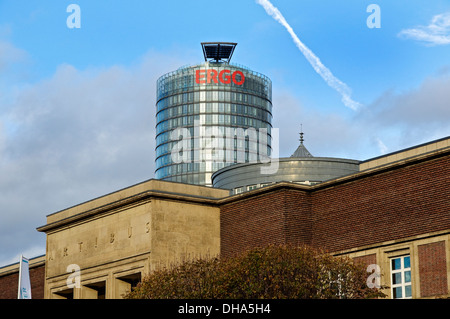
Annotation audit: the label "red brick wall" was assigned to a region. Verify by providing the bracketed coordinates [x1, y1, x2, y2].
[353, 254, 377, 268]
[220, 153, 450, 257]
[311, 155, 450, 252]
[220, 189, 313, 257]
[0, 264, 45, 299]
[283, 189, 312, 247]
[220, 190, 289, 257]
[418, 241, 448, 297]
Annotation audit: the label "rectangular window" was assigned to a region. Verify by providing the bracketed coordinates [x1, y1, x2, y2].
[390, 255, 412, 299]
[52, 288, 74, 299]
[84, 281, 106, 299]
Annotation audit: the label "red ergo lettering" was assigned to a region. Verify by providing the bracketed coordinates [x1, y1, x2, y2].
[196, 69, 245, 85]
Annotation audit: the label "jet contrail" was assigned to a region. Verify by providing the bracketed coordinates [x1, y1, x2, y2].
[256, 0, 362, 111]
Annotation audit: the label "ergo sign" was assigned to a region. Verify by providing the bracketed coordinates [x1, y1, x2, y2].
[196, 69, 245, 85]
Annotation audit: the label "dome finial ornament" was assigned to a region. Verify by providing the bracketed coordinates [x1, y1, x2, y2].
[299, 124, 304, 144]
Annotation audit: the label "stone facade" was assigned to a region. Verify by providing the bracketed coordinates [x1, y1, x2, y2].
[36, 180, 228, 299]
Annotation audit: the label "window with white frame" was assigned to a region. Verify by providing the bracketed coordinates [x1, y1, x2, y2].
[390, 255, 412, 299]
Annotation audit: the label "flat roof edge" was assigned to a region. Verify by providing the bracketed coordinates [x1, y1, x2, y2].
[37, 188, 226, 233]
[0, 255, 46, 276]
[360, 136, 450, 164]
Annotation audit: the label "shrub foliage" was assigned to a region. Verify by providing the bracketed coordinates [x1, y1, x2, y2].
[125, 245, 386, 299]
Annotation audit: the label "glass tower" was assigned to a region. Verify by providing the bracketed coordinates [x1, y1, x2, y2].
[155, 43, 273, 186]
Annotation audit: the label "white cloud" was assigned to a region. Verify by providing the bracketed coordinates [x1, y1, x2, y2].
[272, 71, 450, 160]
[271, 88, 369, 159]
[0, 40, 28, 70]
[363, 73, 450, 127]
[0, 246, 45, 267]
[398, 12, 450, 45]
[0, 49, 184, 266]
[355, 72, 450, 153]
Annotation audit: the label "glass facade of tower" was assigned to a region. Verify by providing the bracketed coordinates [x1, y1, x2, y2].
[155, 62, 273, 186]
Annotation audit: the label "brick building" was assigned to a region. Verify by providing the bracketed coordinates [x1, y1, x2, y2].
[219, 137, 450, 299]
[0, 256, 45, 299]
[0, 136, 449, 299]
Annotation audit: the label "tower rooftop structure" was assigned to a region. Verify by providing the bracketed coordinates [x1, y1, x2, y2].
[155, 42, 273, 186]
[201, 42, 237, 63]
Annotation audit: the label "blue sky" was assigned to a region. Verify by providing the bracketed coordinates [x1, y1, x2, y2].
[0, 0, 450, 266]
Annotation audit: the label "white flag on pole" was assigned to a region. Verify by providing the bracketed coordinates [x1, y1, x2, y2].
[18, 255, 32, 299]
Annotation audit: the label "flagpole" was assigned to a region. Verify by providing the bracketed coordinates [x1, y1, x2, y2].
[17, 254, 32, 299]
[17, 254, 23, 299]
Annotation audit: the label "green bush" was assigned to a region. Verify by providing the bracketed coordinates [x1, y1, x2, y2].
[125, 244, 387, 299]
